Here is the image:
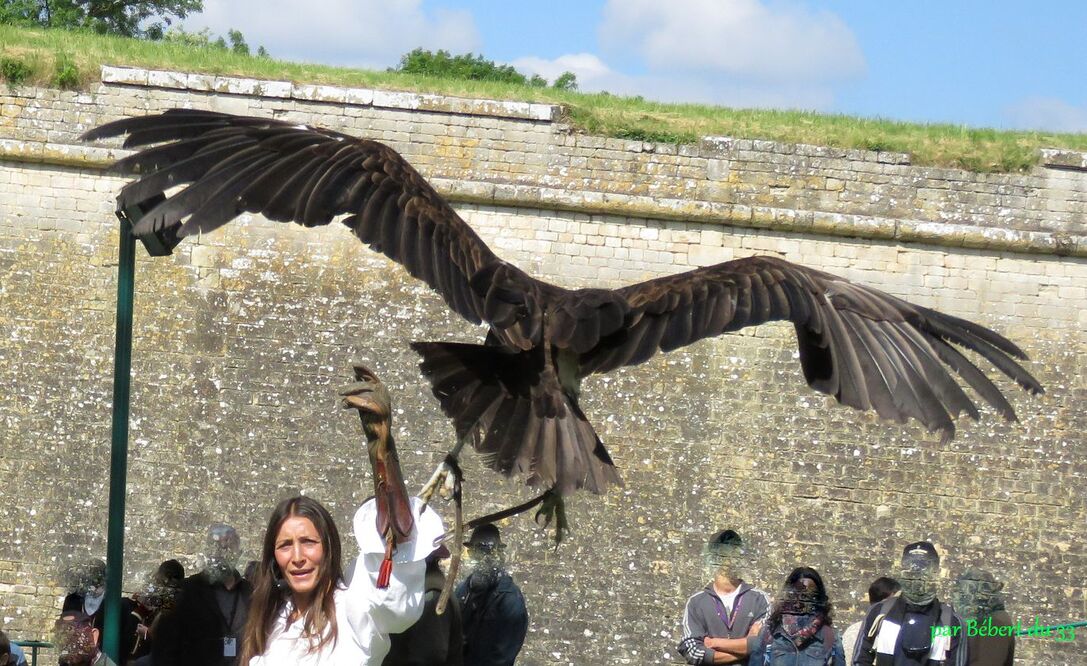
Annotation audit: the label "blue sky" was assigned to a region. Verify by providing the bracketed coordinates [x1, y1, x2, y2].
[184, 0, 1087, 132]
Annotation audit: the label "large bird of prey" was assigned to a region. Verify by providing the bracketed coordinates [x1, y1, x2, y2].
[83, 109, 1043, 502]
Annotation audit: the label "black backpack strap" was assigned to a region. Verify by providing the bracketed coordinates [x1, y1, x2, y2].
[939, 602, 953, 629]
[867, 595, 899, 639]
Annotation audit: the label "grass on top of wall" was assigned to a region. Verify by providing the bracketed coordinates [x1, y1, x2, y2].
[3, 24, 1087, 173]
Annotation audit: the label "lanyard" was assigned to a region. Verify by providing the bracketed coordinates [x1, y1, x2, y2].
[711, 589, 744, 631]
[215, 584, 242, 634]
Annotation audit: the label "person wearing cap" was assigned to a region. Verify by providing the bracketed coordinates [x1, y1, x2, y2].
[852, 541, 966, 666]
[153, 525, 253, 666]
[383, 542, 463, 665]
[677, 529, 770, 665]
[455, 524, 528, 666]
[54, 611, 117, 666]
[951, 568, 1014, 666]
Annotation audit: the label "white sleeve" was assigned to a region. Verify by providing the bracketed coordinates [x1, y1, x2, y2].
[352, 552, 427, 636]
[344, 497, 445, 639]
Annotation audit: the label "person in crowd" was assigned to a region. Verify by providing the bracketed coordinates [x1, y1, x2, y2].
[239, 366, 444, 666]
[130, 559, 185, 663]
[62, 560, 108, 621]
[749, 567, 845, 665]
[0, 629, 11, 666]
[952, 568, 1014, 666]
[153, 525, 252, 666]
[677, 529, 770, 665]
[61, 559, 139, 661]
[238, 494, 443, 665]
[0, 628, 28, 666]
[852, 542, 966, 666]
[54, 611, 116, 666]
[11, 642, 26, 666]
[456, 524, 528, 666]
[242, 561, 260, 587]
[842, 577, 900, 665]
[384, 543, 463, 665]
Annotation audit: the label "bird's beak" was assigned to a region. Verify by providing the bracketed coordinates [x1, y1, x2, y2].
[339, 378, 381, 414]
[342, 389, 376, 411]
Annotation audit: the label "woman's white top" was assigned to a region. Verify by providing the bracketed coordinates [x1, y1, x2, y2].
[249, 497, 444, 666]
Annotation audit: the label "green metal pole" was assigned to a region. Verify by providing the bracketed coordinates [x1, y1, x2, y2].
[102, 218, 136, 663]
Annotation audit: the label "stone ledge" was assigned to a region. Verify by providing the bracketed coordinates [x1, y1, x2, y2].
[4, 139, 1083, 258]
[0, 138, 130, 169]
[700, 135, 912, 165]
[100, 65, 561, 122]
[1040, 148, 1087, 171]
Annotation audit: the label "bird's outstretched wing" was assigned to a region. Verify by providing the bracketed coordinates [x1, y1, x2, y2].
[579, 255, 1043, 441]
[81, 108, 531, 336]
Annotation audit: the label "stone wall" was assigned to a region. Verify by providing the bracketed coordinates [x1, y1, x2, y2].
[0, 68, 1084, 664]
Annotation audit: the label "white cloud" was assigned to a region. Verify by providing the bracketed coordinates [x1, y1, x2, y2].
[1003, 97, 1087, 133]
[599, 0, 865, 83]
[510, 53, 614, 87]
[535, 0, 866, 109]
[184, 0, 480, 69]
[511, 52, 834, 110]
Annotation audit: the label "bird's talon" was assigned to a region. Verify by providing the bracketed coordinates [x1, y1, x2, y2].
[533, 507, 552, 528]
[419, 458, 462, 507]
[533, 490, 570, 547]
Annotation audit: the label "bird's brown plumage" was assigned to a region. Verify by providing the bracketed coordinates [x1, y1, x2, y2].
[82, 109, 1044, 497]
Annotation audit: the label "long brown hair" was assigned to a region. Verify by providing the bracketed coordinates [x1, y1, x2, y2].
[766, 566, 834, 633]
[240, 496, 344, 664]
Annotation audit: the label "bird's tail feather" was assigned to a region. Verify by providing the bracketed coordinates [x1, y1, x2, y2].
[411, 341, 621, 495]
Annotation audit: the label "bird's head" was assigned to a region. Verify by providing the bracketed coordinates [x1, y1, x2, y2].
[340, 364, 392, 440]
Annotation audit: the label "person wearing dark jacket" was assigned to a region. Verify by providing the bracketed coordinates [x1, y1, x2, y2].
[384, 544, 463, 666]
[154, 525, 253, 666]
[130, 559, 185, 663]
[951, 569, 1014, 666]
[455, 524, 528, 666]
[677, 529, 771, 665]
[852, 542, 966, 666]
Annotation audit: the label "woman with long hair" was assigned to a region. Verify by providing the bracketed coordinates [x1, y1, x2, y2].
[240, 366, 446, 665]
[240, 494, 443, 666]
[750, 567, 845, 666]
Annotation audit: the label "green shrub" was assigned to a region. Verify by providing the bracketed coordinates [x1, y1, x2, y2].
[52, 52, 79, 88]
[163, 25, 216, 47]
[552, 71, 578, 91]
[227, 28, 249, 55]
[393, 48, 529, 85]
[0, 56, 33, 85]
